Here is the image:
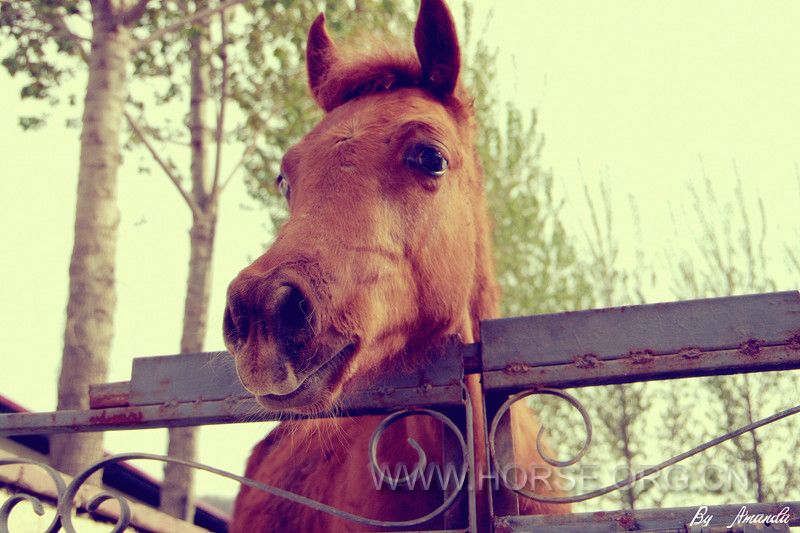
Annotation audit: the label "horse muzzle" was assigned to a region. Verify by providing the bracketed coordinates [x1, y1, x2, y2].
[223, 267, 358, 411]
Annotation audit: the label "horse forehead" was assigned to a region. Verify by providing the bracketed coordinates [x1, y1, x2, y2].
[318, 89, 456, 138]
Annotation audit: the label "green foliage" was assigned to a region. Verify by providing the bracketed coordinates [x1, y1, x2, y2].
[463, 7, 660, 510]
[130, 3, 195, 104]
[18, 114, 47, 130]
[460, 5, 592, 317]
[0, 1, 85, 122]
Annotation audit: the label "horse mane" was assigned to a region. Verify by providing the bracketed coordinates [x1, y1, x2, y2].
[310, 37, 474, 118]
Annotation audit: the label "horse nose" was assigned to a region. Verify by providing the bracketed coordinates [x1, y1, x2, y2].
[224, 275, 320, 351]
[267, 282, 319, 346]
[223, 291, 249, 348]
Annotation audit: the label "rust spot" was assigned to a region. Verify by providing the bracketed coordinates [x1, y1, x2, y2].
[679, 347, 702, 359]
[615, 511, 636, 531]
[504, 363, 532, 374]
[493, 516, 513, 533]
[89, 410, 144, 426]
[787, 334, 800, 351]
[157, 401, 178, 414]
[739, 339, 765, 357]
[574, 354, 600, 369]
[628, 350, 654, 364]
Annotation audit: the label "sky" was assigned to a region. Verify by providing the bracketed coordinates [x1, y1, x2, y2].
[1, 0, 799, 503]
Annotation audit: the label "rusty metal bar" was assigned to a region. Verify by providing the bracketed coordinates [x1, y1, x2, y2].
[480, 291, 800, 372]
[72, 292, 800, 411]
[0, 383, 470, 437]
[0, 397, 261, 436]
[88, 381, 130, 409]
[483, 344, 800, 392]
[496, 501, 799, 532]
[127, 338, 466, 406]
[0, 340, 466, 437]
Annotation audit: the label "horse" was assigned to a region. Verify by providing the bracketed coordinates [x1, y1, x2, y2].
[223, 1, 568, 530]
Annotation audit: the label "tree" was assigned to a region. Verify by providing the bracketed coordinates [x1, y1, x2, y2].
[2, 0, 146, 479]
[126, 2, 231, 517]
[122, 0, 243, 518]
[787, 164, 800, 277]
[460, 7, 664, 506]
[572, 183, 655, 509]
[670, 167, 799, 503]
[459, 5, 593, 318]
[0, 0, 243, 484]
[124, 0, 414, 518]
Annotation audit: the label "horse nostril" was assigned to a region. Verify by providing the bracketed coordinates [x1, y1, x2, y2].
[223, 295, 249, 347]
[272, 283, 317, 344]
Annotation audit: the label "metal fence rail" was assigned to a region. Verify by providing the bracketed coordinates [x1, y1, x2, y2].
[1, 291, 799, 532]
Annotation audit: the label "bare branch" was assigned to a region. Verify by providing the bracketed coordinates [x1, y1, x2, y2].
[12, 21, 90, 43]
[210, 9, 230, 195]
[788, 248, 800, 275]
[159, 136, 192, 148]
[133, 0, 244, 53]
[90, 0, 117, 25]
[219, 149, 250, 194]
[119, 0, 150, 26]
[125, 111, 202, 217]
[49, 12, 90, 63]
[220, 109, 277, 193]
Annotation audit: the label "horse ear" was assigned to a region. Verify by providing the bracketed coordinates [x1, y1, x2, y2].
[414, 0, 461, 97]
[307, 13, 338, 108]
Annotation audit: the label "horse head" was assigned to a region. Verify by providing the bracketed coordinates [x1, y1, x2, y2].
[223, 0, 497, 414]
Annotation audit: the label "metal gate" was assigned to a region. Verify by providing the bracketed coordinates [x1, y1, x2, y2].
[2, 291, 799, 532]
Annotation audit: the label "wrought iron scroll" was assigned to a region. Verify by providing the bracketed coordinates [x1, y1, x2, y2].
[369, 407, 468, 491]
[0, 407, 470, 532]
[0, 458, 66, 533]
[488, 387, 800, 505]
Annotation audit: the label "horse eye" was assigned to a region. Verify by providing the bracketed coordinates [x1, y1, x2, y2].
[277, 174, 291, 200]
[407, 145, 448, 177]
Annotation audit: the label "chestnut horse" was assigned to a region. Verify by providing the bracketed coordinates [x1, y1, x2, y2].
[223, 1, 567, 530]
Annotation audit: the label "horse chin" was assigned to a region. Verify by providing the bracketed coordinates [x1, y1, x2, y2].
[254, 342, 358, 414]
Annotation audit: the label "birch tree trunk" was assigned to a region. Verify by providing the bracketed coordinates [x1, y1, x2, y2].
[50, 5, 132, 478]
[161, 211, 217, 518]
[161, 2, 218, 518]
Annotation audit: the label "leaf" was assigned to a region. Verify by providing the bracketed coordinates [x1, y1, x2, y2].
[19, 114, 47, 130]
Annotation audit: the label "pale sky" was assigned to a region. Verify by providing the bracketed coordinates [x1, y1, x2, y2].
[1, 1, 798, 501]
